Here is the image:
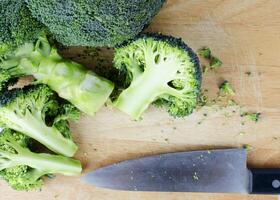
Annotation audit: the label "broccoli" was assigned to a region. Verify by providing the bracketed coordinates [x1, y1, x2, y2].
[219, 81, 235, 96]
[26, 0, 166, 47]
[0, 0, 114, 116]
[0, 129, 82, 191]
[241, 112, 261, 122]
[113, 34, 201, 120]
[0, 0, 46, 58]
[0, 84, 79, 157]
[197, 47, 222, 70]
[198, 47, 211, 59]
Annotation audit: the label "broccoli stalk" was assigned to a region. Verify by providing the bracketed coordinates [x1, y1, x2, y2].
[0, 85, 78, 157]
[0, 140, 81, 175]
[0, 129, 81, 190]
[113, 34, 201, 120]
[1, 34, 114, 115]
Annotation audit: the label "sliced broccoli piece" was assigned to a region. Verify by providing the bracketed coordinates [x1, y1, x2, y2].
[113, 33, 201, 120]
[26, 0, 166, 47]
[219, 81, 235, 96]
[0, 84, 78, 157]
[0, 129, 81, 191]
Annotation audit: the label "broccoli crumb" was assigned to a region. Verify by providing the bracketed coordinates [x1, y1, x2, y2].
[227, 99, 237, 106]
[245, 71, 252, 76]
[241, 112, 261, 122]
[202, 65, 209, 74]
[210, 56, 223, 69]
[239, 132, 245, 136]
[198, 47, 211, 59]
[193, 172, 199, 180]
[243, 144, 253, 151]
[219, 81, 235, 96]
[197, 47, 223, 70]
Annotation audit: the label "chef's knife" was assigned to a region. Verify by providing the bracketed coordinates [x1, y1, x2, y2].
[81, 149, 280, 194]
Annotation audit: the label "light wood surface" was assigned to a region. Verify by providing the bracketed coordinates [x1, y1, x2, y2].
[2, 0, 280, 199]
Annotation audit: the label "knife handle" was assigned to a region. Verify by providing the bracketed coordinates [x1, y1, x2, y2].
[251, 169, 280, 194]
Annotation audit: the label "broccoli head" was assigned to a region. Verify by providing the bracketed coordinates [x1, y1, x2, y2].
[0, 84, 79, 157]
[113, 33, 201, 120]
[26, 0, 166, 47]
[0, 129, 82, 191]
[0, 0, 46, 58]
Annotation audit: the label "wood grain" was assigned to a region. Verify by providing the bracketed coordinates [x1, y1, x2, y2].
[1, 0, 280, 199]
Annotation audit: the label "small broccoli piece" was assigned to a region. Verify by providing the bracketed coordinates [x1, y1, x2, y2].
[26, 0, 166, 47]
[241, 112, 261, 122]
[210, 56, 223, 69]
[198, 47, 211, 59]
[0, 1, 114, 116]
[0, 84, 78, 157]
[243, 144, 253, 152]
[113, 33, 201, 120]
[197, 47, 222, 70]
[0, 129, 81, 191]
[219, 81, 235, 96]
[247, 113, 261, 122]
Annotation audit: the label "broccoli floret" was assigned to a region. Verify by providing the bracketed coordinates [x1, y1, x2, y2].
[0, 129, 81, 191]
[113, 33, 201, 120]
[219, 81, 235, 96]
[0, 84, 79, 157]
[26, 0, 166, 47]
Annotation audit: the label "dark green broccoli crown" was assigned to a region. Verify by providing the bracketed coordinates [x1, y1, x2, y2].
[114, 33, 201, 118]
[0, 0, 46, 57]
[26, 0, 165, 47]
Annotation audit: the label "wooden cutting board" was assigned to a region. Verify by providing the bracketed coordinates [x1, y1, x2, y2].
[2, 0, 280, 199]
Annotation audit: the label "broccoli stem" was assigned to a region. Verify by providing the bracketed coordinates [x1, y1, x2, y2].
[7, 110, 77, 157]
[114, 60, 179, 119]
[8, 142, 81, 176]
[2, 35, 114, 116]
[114, 77, 162, 120]
[33, 53, 113, 115]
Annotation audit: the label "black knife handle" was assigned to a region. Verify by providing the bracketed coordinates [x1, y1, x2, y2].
[251, 169, 280, 194]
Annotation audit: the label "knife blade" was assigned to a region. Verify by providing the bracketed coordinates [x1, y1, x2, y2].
[81, 149, 280, 194]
